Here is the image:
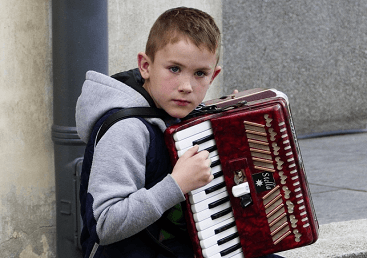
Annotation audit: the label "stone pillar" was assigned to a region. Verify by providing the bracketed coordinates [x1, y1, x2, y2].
[0, 0, 55, 257]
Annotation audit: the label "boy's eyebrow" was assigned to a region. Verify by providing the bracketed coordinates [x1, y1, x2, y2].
[168, 60, 213, 71]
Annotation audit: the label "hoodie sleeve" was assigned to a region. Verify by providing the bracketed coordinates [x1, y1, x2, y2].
[88, 118, 185, 245]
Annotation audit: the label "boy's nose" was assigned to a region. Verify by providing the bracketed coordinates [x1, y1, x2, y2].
[178, 77, 194, 93]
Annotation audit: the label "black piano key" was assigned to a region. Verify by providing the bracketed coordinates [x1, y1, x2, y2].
[220, 243, 242, 257]
[208, 196, 230, 209]
[214, 221, 236, 235]
[210, 159, 221, 168]
[211, 207, 232, 220]
[205, 181, 226, 195]
[217, 232, 239, 246]
[205, 145, 217, 153]
[192, 134, 214, 145]
[213, 171, 223, 179]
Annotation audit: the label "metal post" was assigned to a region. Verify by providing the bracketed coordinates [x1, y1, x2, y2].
[51, 1, 108, 257]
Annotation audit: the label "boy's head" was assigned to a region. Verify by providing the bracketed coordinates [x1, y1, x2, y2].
[145, 7, 221, 64]
[138, 7, 222, 118]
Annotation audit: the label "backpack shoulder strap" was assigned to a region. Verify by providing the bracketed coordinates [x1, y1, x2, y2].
[95, 107, 168, 145]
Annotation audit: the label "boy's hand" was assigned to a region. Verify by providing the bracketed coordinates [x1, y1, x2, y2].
[171, 145, 214, 194]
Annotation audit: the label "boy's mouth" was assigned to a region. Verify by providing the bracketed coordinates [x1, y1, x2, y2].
[173, 99, 191, 106]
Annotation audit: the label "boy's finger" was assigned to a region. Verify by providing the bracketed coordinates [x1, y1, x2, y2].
[196, 149, 210, 159]
[182, 145, 200, 158]
[209, 174, 215, 181]
[207, 156, 212, 166]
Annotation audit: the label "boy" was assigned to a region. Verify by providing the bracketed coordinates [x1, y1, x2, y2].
[76, 6, 284, 258]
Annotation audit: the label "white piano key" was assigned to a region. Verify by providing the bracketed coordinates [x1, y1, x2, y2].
[189, 182, 226, 204]
[177, 139, 217, 157]
[198, 217, 236, 240]
[208, 249, 244, 258]
[191, 191, 229, 213]
[210, 155, 221, 171]
[211, 164, 222, 174]
[200, 225, 238, 249]
[175, 128, 213, 150]
[189, 175, 225, 196]
[202, 236, 241, 258]
[193, 201, 232, 222]
[196, 211, 234, 231]
[211, 155, 220, 163]
[173, 120, 212, 141]
[209, 150, 219, 158]
[228, 251, 245, 258]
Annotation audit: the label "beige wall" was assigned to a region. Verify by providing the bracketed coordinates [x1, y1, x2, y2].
[0, 1, 222, 257]
[0, 0, 55, 257]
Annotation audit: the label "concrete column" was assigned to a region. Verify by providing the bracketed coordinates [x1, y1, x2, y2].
[0, 0, 55, 257]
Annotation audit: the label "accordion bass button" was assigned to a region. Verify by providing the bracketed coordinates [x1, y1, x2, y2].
[232, 182, 250, 197]
[232, 182, 253, 208]
[240, 194, 252, 208]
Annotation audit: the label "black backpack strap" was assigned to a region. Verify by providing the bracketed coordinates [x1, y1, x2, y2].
[111, 69, 157, 108]
[95, 107, 168, 145]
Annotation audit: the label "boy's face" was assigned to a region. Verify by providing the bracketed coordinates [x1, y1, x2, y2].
[138, 38, 221, 118]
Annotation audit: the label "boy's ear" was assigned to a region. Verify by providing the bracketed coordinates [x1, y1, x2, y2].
[137, 52, 151, 79]
[210, 66, 222, 84]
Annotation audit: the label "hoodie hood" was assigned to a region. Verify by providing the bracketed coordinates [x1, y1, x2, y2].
[76, 69, 168, 143]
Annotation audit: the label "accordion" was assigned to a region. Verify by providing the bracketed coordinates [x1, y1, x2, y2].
[164, 89, 319, 258]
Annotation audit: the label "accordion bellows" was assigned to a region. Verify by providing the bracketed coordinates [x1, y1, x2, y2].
[165, 89, 319, 258]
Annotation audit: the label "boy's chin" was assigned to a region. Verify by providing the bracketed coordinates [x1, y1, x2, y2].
[169, 113, 189, 119]
[167, 109, 192, 119]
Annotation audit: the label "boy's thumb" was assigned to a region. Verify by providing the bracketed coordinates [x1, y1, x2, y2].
[184, 145, 200, 157]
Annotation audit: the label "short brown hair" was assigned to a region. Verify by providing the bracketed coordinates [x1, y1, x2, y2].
[145, 7, 221, 63]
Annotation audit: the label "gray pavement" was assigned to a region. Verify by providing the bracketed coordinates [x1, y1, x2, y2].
[298, 132, 367, 225]
[277, 132, 367, 257]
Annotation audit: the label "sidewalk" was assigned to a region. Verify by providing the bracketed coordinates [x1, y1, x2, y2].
[277, 132, 367, 257]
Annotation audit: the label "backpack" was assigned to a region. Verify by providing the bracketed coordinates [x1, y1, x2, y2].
[80, 107, 184, 257]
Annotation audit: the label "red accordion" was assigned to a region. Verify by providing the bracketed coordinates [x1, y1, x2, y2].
[164, 89, 319, 258]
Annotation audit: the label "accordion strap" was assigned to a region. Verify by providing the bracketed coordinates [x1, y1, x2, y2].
[185, 100, 247, 119]
[96, 107, 168, 145]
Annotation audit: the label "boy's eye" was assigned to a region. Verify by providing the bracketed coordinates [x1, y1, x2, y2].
[195, 71, 207, 77]
[169, 66, 180, 73]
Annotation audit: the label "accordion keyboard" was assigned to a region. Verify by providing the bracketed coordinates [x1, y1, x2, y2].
[174, 121, 244, 258]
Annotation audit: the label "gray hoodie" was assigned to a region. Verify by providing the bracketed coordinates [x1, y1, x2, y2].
[76, 71, 185, 246]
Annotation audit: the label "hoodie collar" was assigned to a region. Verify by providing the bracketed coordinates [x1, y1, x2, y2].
[111, 68, 157, 108]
